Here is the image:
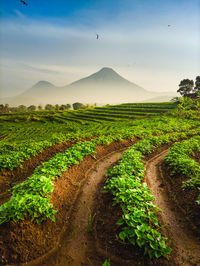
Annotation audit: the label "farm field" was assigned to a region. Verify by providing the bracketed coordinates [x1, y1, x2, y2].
[0, 102, 200, 265]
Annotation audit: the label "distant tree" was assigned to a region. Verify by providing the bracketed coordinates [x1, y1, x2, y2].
[59, 104, 66, 110]
[55, 104, 60, 110]
[5, 104, 9, 113]
[66, 104, 71, 110]
[27, 105, 36, 111]
[0, 104, 9, 113]
[10, 107, 18, 113]
[177, 79, 194, 96]
[1, 104, 10, 113]
[0, 104, 4, 113]
[38, 105, 43, 110]
[18, 105, 27, 112]
[194, 76, 200, 93]
[45, 104, 54, 110]
[72, 102, 86, 110]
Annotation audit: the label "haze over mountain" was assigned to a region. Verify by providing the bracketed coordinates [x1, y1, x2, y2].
[0, 67, 176, 106]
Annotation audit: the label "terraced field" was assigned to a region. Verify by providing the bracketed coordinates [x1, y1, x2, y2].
[0, 102, 199, 266]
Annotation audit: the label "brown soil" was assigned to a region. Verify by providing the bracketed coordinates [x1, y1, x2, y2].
[146, 150, 200, 266]
[43, 150, 126, 266]
[0, 135, 8, 141]
[0, 139, 134, 265]
[161, 163, 200, 236]
[0, 142, 75, 196]
[191, 152, 200, 164]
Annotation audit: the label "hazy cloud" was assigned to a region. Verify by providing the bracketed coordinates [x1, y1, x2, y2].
[19, 63, 59, 74]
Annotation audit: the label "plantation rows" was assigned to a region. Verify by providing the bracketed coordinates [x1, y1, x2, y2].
[0, 116, 199, 171]
[1, 123, 200, 258]
[0, 103, 200, 264]
[0, 102, 177, 124]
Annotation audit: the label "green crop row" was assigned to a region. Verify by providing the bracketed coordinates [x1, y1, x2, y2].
[165, 136, 200, 204]
[0, 132, 135, 225]
[93, 107, 172, 113]
[0, 140, 97, 224]
[104, 129, 200, 259]
[0, 116, 199, 171]
[76, 110, 157, 118]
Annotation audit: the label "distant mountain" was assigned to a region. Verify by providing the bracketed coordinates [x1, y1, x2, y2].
[20, 80, 56, 98]
[69, 67, 142, 89]
[58, 67, 152, 104]
[0, 67, 176, 106]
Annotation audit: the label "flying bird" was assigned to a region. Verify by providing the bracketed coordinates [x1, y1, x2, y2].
[96, 34, 99, 39]
[20, 0, 28, 6]
[168, 25, 171, 27]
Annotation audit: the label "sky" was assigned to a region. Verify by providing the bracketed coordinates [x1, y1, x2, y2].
[0, 0, 199, 97]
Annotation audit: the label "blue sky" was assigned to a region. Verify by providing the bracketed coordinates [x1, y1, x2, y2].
[0, 0, 199, 97]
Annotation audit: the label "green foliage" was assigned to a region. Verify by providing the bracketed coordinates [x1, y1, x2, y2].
[165, 136, 200, 204]
[72, 102, 86, 110]
[1, 114, 198, 171]
[104, 135, 176, 258]
[102, 260, 110, 266]
[104, 130, 200, 258]
[0, 140, 96, 225]
[0, 111, 200, 235]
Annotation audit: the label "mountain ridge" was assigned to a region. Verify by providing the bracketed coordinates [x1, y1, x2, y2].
[0, 67, 176, 105]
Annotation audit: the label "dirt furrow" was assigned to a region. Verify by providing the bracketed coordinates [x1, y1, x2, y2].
[42, 150, 123, 266]
[145, 150, 200, 266]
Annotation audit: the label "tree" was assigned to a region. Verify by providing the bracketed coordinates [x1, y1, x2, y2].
[27, 105, 36, 111]
[66, 104, 71, 110]
[55, 104, 60, 110]
[38, 105, 43, 110]
[72, 102, 86, 110]
[177, 79, 194, 96]
[0, 104, 4, 113]
[194, 76, 200, 93]
[10, 107, 18, 112]
[18, 105, 27, 112]
[45, 104, 54, 110]
[59, 104, 66, 110]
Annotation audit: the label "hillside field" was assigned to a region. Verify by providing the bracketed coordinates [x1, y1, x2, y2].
[0, 102, 199, 266]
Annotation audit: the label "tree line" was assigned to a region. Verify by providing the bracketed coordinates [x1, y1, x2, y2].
[0, 102, 96, 113]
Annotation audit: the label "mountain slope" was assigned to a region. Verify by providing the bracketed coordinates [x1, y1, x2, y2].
[20, 81, 56, 97]
[0, 67, 175, 105]
[69, 67, 143, 89]
[60, 67, 151, 104]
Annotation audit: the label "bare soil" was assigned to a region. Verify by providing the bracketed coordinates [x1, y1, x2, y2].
[161, 162, 200, 236]
[146, 150, 200, 266]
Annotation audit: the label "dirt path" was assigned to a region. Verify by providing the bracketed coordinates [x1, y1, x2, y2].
[43, 150, 124, 266]
[145, 150, 200, 266]
[33, 148, 200, 266]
